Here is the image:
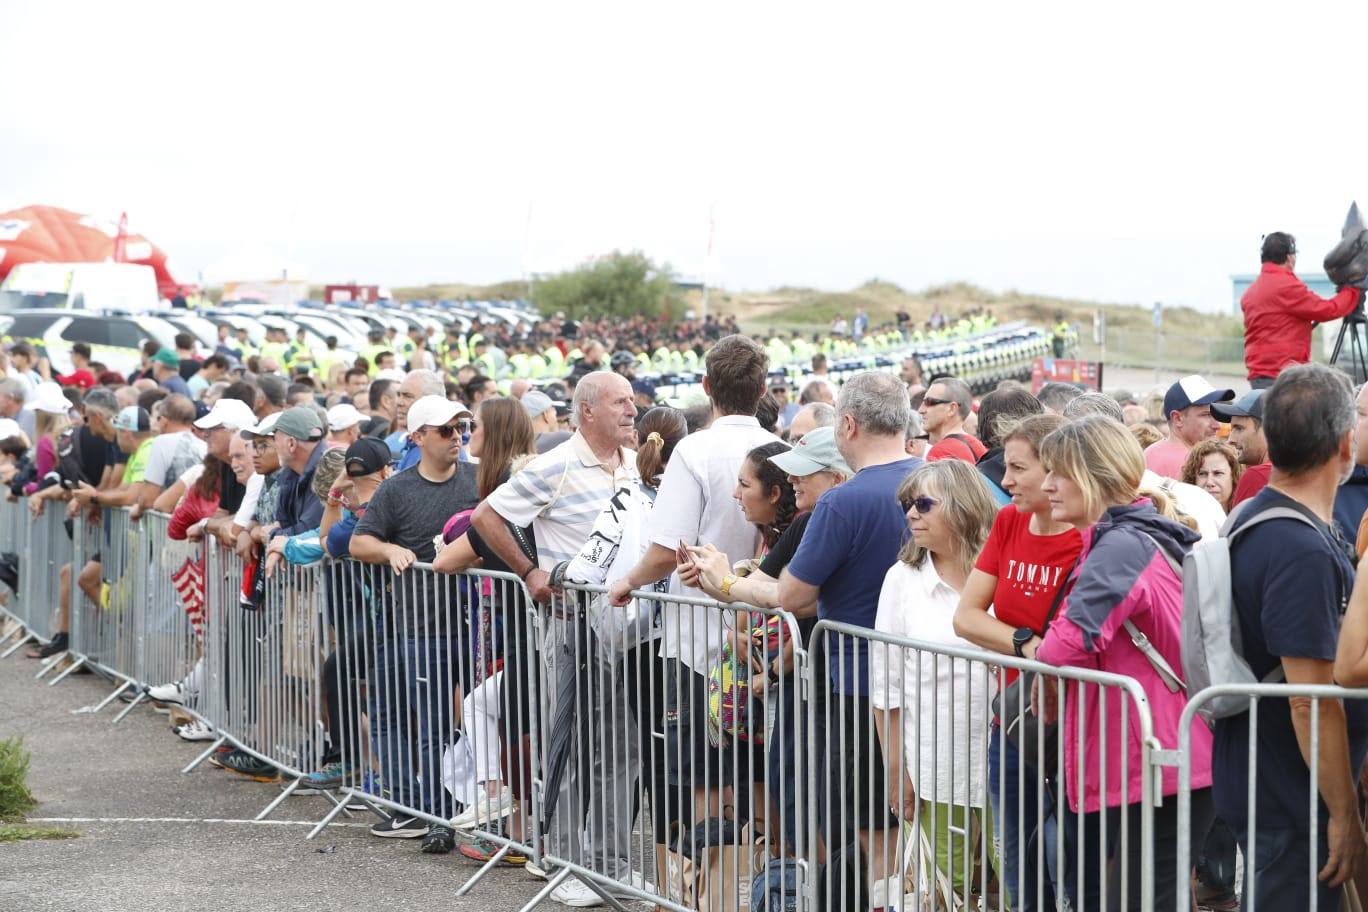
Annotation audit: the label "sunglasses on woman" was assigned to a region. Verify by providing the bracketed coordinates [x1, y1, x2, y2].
[900, 495, 939, 514]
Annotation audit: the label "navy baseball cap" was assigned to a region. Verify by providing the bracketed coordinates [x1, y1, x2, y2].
[1162, 375, 1235, 417]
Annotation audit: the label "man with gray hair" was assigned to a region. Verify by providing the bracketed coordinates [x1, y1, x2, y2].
[778, 370, 923, 890]
[1216, 363, 1368, 908]
[0, 377, 34, 445]
[474, 369, 641, 904]
[919, 375, 985, 462]
[786, 400, 836, 442]
[1037, 381, 1084, 414]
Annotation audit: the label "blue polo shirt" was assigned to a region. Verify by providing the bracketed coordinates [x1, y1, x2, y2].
[787, 455, 922, 695]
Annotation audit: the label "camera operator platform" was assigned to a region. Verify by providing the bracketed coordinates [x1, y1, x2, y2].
[1241, 232, 1363, 388]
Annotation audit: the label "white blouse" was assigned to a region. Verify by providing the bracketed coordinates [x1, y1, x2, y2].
[870, 559, 995, 808]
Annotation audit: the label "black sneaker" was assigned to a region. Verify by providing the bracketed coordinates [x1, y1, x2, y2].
[369, 813, 429, 839]
[27, 632, 68, 659]
[213, 750, 280, 782]
[421, 824, 456, 854]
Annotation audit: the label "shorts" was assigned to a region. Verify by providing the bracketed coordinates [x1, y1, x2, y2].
[663, 659, 751, 791]
[823, 692, 895, 834]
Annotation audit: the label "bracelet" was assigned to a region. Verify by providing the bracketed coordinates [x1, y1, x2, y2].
[327, 488, 346, 502]
[518, 564, 536, 582]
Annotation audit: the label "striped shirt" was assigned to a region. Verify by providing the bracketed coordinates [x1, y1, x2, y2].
[487, 431, 637, 569]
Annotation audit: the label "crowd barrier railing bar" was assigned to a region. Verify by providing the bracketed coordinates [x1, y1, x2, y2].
[1169, 683, 1368, 912]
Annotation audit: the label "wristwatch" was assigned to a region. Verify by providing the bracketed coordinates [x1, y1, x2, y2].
[720, 573, 738, 597]
[1012, 627, 1035, 658]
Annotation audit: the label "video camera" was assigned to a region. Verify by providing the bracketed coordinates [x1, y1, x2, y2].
[1325, 202, 1368, 289]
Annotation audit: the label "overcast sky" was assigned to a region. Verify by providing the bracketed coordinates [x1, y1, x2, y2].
[4, 0, 1367, 312]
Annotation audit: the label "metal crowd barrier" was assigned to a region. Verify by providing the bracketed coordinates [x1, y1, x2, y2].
[814, 620, 1166, 912]
[0, 497, 71, 656]
[1171, 683, 1368, 912]
[522, 581, 810, 912]
[11, 492, 1330, 912]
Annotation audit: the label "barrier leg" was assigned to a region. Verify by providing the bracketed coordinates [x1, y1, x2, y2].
[74, 679, 132, 715]
[254, 775, 302, 821]
[516, 868, 573, 912]
[47, 655, 85, 686]
[1, 631, 33, 658]
[111, 689, 147, 723]
[305, 792, 352, 840]
[455, 844, 512, 897]
[182, 735, 227, 775]
[35, 653, 65, 679]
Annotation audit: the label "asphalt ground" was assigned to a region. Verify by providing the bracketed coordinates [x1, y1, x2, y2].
[0, 649, 548, 912]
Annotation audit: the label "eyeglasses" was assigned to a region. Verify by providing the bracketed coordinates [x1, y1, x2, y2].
[457, 418, 478, 435]
[900, 495, 939, 514]
[921, 397, 953, 407]
[250, 441, 275, 452]
[427, 423, 468, 439]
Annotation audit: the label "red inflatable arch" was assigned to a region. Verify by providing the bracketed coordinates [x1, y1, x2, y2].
[0, 205, 181, 297]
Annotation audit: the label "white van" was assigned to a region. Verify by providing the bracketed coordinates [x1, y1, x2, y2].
[0, 262, 160, 314]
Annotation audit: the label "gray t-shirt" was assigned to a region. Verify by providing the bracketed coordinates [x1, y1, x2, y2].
[353, 461, 479, 637]
[353, 461, 479, 562]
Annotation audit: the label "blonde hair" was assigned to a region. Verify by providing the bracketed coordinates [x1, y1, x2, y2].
[895, 460, 998, 575]
[35, 409, 69, 442]
[1040, 415, 1196, 530]
[1129, 422, 1163, 449]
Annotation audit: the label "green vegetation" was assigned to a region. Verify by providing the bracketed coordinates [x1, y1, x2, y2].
[528, 251, 682, 322]
[0, 736, 77, 842]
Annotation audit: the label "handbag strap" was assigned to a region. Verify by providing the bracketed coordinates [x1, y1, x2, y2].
[1039, 557, 1080, 634]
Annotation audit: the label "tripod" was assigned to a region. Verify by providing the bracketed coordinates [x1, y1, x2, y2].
[1330, 306, 1368, 384]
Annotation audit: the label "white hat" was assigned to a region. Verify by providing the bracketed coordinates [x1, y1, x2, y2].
[239, 411, 281, 438]
[374, 368, 406, 383]
[406, 395, 463, 432]
[0, 417, 23, 439]
[194, 397, 257, 431]
[26, 382, 70, 415]
[326, 403, 365, 432]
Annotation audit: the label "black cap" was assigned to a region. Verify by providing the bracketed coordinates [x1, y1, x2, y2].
[344, 437, 392, 477]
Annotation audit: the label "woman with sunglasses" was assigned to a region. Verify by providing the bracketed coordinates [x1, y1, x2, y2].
[952, 412, 1076, 911]
[1032, 416, 1213, 911]
[871, 459, 999, 905]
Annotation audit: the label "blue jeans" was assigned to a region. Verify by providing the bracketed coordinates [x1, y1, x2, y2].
[372, 636, 458, 819]
[988, 725, 1058, 912]
[1236, 825, 1340, 912]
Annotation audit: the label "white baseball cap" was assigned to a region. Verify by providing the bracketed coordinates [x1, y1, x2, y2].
[239, 411, 281, 439]
[26, 382, 70, 415]
[0, 418, 24, 440]
[326, 403, 365, 432]
[374, 368, 406, 383]
[194, 397, 257, 431]
[406, 395, 466, 432]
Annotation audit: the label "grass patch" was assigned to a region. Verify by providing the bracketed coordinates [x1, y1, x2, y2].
[0, 735, 79, 842]
[0, 735, 36, 820]
[0, 823, 78, 843]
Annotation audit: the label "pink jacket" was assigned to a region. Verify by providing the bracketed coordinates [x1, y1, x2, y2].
[1035, 501, 1213, 813]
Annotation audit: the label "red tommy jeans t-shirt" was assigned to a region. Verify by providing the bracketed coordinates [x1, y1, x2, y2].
[975, 504, 1084, 684]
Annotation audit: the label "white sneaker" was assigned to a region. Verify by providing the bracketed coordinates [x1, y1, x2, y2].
[175, 720, 216, 741]
[147, 681, 192, 705]
[550, 877, 604, 908]
[450, 786, 514, 829]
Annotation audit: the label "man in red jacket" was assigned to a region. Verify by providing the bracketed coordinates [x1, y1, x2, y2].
[1242, 232, 1361, 388]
